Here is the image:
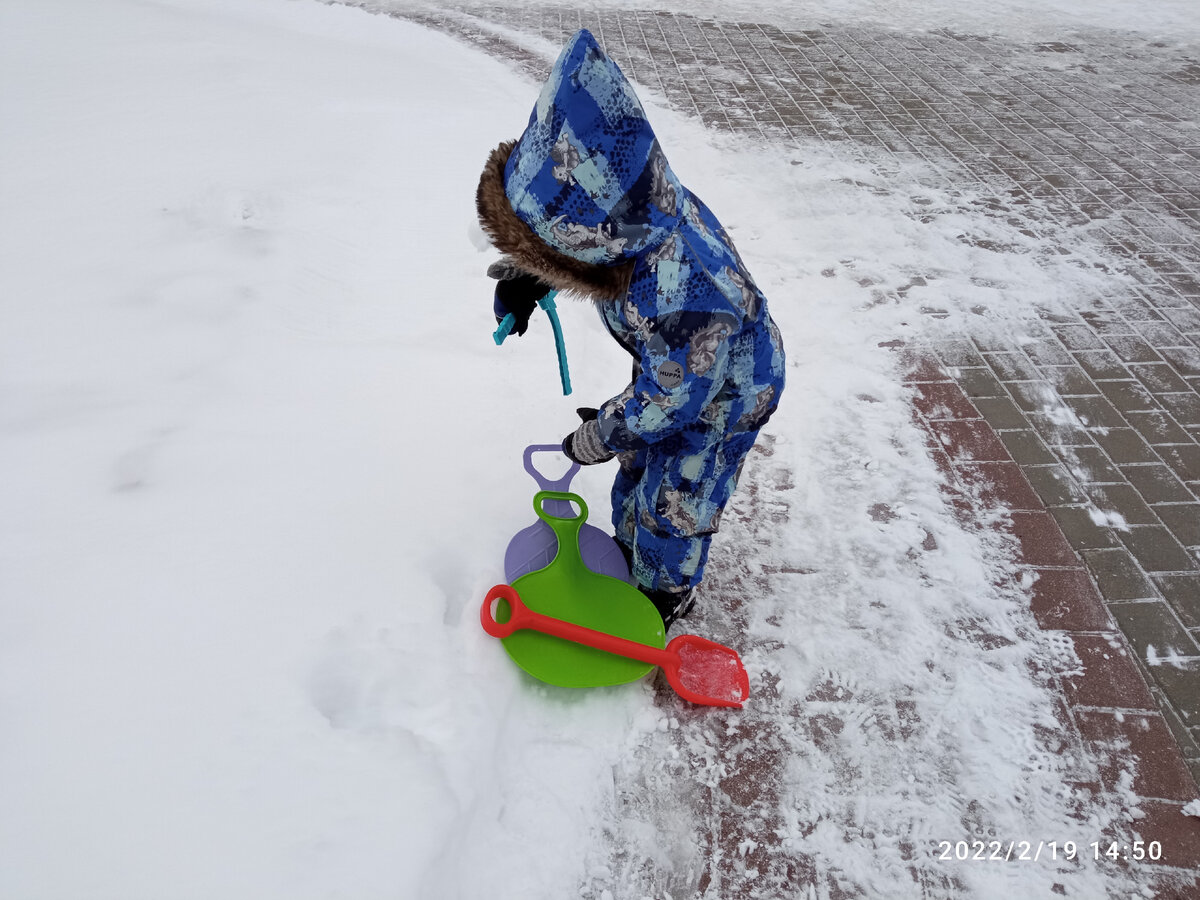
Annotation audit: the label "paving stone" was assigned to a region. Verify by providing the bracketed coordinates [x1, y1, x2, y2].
[1153, 504, 1200, 548]
[1028, 568, 1113, 630]
[1060, 632, 1155, 710]
[927, 419, 1011, 461]
[935, 340, 985, 368]
[1161, 345, 1200, 377]
[982, 350, 1040, 382]
[1075, 709, 1200, 801]
[972, 396, 1029, 430]
[1168, 276, 1200, 300]
[1009, 511, 1081, 567]
[1005, 380, 1055, 412]
[1106, 334, 1165, 364]
[925, 440, 956, 481]
[1108, 600, 1200, 665]
[1154, 574, 1200, 630]
[1125, 410, 1196, 446]
[1043, 365, 1102, 396]
[950, 366, 1005, 398]
[997, 429, 1057, 465]
[1117, 526, 1200, 573]
[1073, 349, 1132, 380]
[969, 331, 1017, 352]
[1132, 799, 1200, 871]
[1156, 391, 1200, 426]
[1085, 483, 1158, 526]
[1022, 340, 1074, 367]
[911, 381, 981, 421]
[1081, 548, 1158, 600]
[1063, 447, 1125, 485]
[1052, 323, 1107, 351]
[1095, 379, 1161, 412]
[1162, 307, 1200, 334]
[1027, 411, 1095, 448]
[1156, 444, 1200, 486]
[1157, 691, 1200, 765]
[954, 461, 1042, 511]
[1092, 428, 1160, 464]
[1129, 362, 1194, 393]
[1134, 320, 1192, 347]
[1086, 311, 1137, 337]
[899, 351, 952, 383]
[1024, 464, 1090, 506]
[1062, 395, 1127, 429]
[1152, 661, 1200, 729]
[1049, 505, 1121, 551]
[1121, 464, 1195, 504]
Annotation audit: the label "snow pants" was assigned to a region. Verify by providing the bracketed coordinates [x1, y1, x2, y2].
[611, 428, 759, 595]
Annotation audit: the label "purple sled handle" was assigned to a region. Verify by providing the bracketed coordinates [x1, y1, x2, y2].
[504, 446, 632, 584]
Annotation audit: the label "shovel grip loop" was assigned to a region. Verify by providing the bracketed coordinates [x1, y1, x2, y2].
[481, 584, 522, 638]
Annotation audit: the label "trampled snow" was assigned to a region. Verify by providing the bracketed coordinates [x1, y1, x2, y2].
[0, 0, 1175, 898]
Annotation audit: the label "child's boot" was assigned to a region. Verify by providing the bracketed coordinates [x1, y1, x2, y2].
[643, 586, 695, 630]
[615, 539, 695, 629]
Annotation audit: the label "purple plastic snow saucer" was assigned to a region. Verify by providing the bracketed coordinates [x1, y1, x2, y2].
[504, 444, 632, 584]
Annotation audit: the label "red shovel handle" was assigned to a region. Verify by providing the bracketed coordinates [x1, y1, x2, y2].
[481, 584, 673, 668]
[481, 584, 749, 709]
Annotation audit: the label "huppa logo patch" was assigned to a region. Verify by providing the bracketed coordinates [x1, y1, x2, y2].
[657, 360, 684, 389]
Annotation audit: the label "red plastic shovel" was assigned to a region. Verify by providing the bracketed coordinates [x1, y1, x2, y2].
[481, 584, 750, 709]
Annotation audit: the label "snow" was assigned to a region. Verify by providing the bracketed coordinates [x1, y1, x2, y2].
[1146, 645, 1192, 670]
[0, 0, 1176, 898]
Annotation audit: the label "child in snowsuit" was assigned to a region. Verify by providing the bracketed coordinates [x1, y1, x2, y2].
[477, 30, 785, 628]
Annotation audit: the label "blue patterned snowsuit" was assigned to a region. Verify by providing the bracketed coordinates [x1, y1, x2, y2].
[478, 30, 786, 595]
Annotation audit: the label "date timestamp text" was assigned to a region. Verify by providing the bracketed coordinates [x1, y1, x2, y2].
[936, 840, 1163, 863]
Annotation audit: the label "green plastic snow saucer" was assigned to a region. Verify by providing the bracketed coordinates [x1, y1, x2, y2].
[489, 490, 665, 688]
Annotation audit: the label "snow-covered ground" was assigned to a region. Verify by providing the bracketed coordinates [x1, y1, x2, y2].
[1, 1, 1178, 898]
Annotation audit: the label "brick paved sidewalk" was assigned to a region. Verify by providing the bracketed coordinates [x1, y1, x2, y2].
[353, 0, 1200, 887]
[904, 346, 1200, 892]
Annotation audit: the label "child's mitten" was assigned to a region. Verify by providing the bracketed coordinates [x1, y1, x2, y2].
[488, 260, 552, 337]
[562, 412, 616, 465]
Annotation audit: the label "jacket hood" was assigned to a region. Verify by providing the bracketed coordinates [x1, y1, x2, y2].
[476, 29, 685, 301]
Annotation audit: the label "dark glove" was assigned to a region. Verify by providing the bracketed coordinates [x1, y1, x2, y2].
[562, 408, 615, 465]
[488, 260, 552, 337]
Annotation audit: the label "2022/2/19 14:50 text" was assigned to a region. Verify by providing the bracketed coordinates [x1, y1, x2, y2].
[936, 840, 1164, 863]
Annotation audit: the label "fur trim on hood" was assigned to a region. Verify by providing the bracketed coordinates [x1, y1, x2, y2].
[476, 140, 635, 302]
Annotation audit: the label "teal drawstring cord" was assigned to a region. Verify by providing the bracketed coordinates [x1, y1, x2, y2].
[491, 289, 572, 396]
[538, 293, 572, 396]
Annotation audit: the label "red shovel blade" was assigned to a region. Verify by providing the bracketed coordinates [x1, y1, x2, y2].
[664, 635, 750, 708]
[482, 584, 750, 708]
